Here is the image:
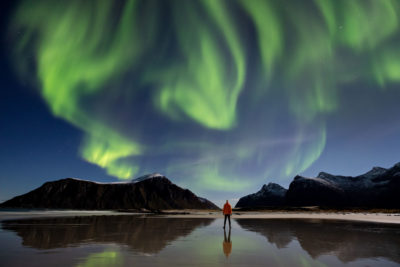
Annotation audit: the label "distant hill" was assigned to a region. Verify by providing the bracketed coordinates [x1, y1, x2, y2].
[0, 174, 219, 210]
[235, 183, 287, 208]
[236, 162, 400, 209]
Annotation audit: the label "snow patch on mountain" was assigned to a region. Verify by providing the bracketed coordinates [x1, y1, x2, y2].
[307, 165, 392, 191]
[132, 173, 165, 183]
[362, 167, 387, 179]
[257, 183, 287, 197]
[198, 197, 207, 203]
[66, 178, 131, 184]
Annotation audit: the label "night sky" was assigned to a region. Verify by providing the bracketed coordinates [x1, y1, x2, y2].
[1, 0, 400, 206]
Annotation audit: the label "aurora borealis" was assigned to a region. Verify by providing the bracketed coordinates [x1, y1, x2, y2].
[1, 0, 400, 204]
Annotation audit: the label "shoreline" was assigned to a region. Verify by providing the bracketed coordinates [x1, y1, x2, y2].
[0, 210, 400, 224]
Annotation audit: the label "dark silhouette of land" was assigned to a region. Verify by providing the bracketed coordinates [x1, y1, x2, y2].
[236, 162, 400, 209]
[0, 175, 219, 210]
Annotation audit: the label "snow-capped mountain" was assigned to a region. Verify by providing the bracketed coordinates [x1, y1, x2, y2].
[0, 175, 219, 210]
[236, 162, 400, 208]
[286, 162, 400, 208]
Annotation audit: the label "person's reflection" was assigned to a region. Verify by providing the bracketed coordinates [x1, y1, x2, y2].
[223, 228, 232, 258]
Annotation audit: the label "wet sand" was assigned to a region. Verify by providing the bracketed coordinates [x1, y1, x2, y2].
[0, 210, 137, 221]
[163, 210, 400, 224]
[1, 209, 400, 224]
[1, 214, 399, 266]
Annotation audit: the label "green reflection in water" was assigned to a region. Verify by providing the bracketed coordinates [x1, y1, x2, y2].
[299, 253, 327, 267]
[76, 250, 123, 267]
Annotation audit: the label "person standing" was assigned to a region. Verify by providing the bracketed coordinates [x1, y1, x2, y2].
[223, 200, 232, 228]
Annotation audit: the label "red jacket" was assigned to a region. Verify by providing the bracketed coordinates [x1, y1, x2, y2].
[223, 203, 232, 215]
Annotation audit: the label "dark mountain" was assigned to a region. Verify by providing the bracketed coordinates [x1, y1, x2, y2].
[236, 162, 400, 209]
[235, 183, 287, 208]
[0, 174, 219, 210]
[286, 162, 400, 208]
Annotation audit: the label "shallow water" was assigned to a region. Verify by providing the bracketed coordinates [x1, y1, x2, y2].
[0, 215, 399, 266]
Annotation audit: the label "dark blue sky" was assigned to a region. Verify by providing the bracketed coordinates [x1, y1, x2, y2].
[1, 0, 400, 206]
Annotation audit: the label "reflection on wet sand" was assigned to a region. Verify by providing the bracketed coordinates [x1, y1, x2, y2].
[1, 216, 399, 266]
[222, 228, 232, 258]
[1, 215, 214, 254]
[76, 251, 122, 267]
[236, 219, 400, 263]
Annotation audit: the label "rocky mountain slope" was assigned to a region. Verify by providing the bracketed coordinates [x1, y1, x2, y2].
[286, 163, 400, 208]
[0, 174, 219, 210]
[236, 162, 400, 208]
[235, 183, 287, 208]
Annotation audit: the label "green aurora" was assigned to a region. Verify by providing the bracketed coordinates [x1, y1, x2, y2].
[8, 0, 400, 195]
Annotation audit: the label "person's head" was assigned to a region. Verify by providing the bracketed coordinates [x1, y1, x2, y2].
[226, 200, 229, 203]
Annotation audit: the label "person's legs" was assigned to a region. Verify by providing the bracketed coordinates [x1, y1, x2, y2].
[228, 215, 231, 228]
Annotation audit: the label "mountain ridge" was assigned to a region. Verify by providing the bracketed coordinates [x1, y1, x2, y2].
[0, 175, 219, 210]
[235, 183, 287, 208]
[236, 162, 400, 208]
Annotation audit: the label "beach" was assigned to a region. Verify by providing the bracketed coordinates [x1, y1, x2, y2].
[1, 210, 400, 266]
[1, 210, 400, 224]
